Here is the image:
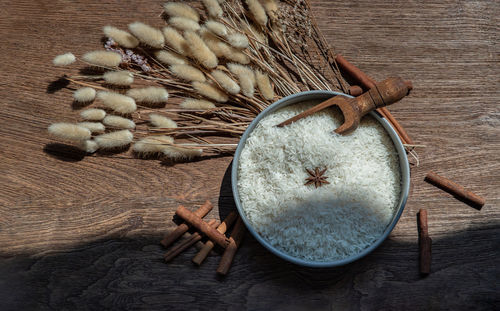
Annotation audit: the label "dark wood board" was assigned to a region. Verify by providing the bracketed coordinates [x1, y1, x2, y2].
[0, 0, 498, 310]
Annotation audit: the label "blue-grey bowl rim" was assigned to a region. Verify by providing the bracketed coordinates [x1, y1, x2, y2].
[231, 90, 410, 268]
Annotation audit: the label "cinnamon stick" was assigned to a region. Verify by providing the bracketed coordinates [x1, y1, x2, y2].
[175, 205, 231, 248]
[417, 209, 432, 275]
[425, 171, 485, 209]
[164, 219, 218, 262]
[160, 200, 213, 248]
[217, 216, 246, 276]
[192, 211, 238, 266]
[334, 54, 414, 145]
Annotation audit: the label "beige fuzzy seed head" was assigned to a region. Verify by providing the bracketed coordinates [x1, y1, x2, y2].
[103, 71, 134, 86]
[103, 115, 136, 129]
[162, 27, 188, 54]
[53, 53, 76, 66]
[149, 114, 177, 128]
[94, 130, 133, 149]
[192, 81, 228, 102]
[163, 145, 203, 160]
[227, 33, 249, 49]
[103, 26, 139, 48]
[77, 140, 99, 153]
[246, 0, 268, 26]
[154, 50, 187, 65]
[261, 0, 278, 20]
[180, 98, 216, 110]
[80, 108, 106, 121]
[128, 22, 164, 48]
[48, 123, 91, 141]
[73, 87, 96, 103]
[255, 70, 275, 100]
[97, 91, 137, 114]
[82, 51, 122, 68]
[184, 31, 218, 69]
[205, 20, 228, 36]
[168, 17, 200, 32]
[201, 29, 249, 64]
[126, 87, 169, 103]
[202, 0, 223, 18]
[170, 64, 206, 82]
[163, 2, 200, 22]
[77, 122, 105, 133]
[133, 135, 173, 154]
[228, 63, 255, 97]
[211, 70, 240, 94]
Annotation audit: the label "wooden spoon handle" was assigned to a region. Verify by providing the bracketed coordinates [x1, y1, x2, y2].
[355, 77, 411, 117]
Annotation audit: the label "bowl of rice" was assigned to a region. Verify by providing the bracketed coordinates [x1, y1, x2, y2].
[232, 90, 410, 267]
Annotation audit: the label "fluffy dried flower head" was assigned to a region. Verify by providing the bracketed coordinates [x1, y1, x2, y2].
[202, 0, 223, 18]
[97, 91, 137, 114]
[200, 29, 249, 64]
[103, 115, 136, 129]
[73, 87, 96, 103]
[53, 53, 76, 66]
[170, 64, 206, 82]
[163, 145, 203, 160]
[192, 81, 228, 102]
[128, 22, 164, 48]
[168, 17, 200, 32]
[48, 123, 91, 141]
[211, 70, 240, 94]
[184, 31, 218, 69]
[255, 70, 275, 100]
[149, 114, 177, 128]
[95, 130, 133, 149]
[103, 71, 134, 86]
[82, 51, 122, 67]
[163, 2, 199, 22]
[162, 27, 188, 54]
[80, 108, 106, 121]
[261, 0, 278, 21]
[154, 50, 187, 65]
[77, 140, 99, 153]
[77, 122, 105, 133]
[103, 26, 139, 48]
[246, 0, 268, 26]
[228, 63, 255, 97]
[126, 87, 169, 103]
[205, 20, 228, 37]
[180, 98, 216, 110]
[227, 33, 249, 49]
[133, 135, 173, 154]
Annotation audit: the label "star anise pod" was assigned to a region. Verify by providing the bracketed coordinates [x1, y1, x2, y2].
[304, 167, 330, 188]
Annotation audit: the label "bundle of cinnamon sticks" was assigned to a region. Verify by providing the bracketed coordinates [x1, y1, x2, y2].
[161, 200, 246, 276]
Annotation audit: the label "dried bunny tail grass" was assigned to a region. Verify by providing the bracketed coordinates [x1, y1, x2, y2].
[126, 87, 169, 103]
[97, 91, 137, 114]
[77, 140, 99, 153]
[261, 0, 278, 21]
[73, 87, 96, 103]
[103, 71, 134, 86]
[245, 0, 268, 26]
[163, 2, 199, 22]
[211, 69, 240, 94]
[102, 26, 139, 48]
[200, 29, 250, 64]
[103, 115, 136, 129]
[128, 22, 164, 48]
[95, 130, 133, 149]
[180, 98, 216, 109]
[48, 123, 91, 141]
[168, 17, 200, 32]
[184, 31, 218, 69]
[192, 81, 228, 103]
[227, 33, 249, 49]
[149, 114, 178, 128]
[163, 145, 203, 160]
[162, 27, 188, 54]
[169, 64, 206, 82]
[77, 122, 105, 133]
[53, 53, 75, 66]
[202, 0, 223, 18]
[226, 50, 250, 64]
[255, 70, 274, 100]
[205, 20, 228, 36]
[82, 51, 122, 67]
[154, 50, 187, 65]
[80, 108, 106, 121]
[228, 63, 255, 97]
[133, 135, 173, 154]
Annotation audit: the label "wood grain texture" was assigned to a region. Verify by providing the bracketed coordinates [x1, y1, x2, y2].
[0, 0, 499, 310]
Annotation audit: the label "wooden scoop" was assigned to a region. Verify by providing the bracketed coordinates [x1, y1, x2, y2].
[276, 77, 412, 134]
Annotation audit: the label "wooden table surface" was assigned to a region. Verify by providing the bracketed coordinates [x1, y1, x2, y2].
[1, 0, 498, 310]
